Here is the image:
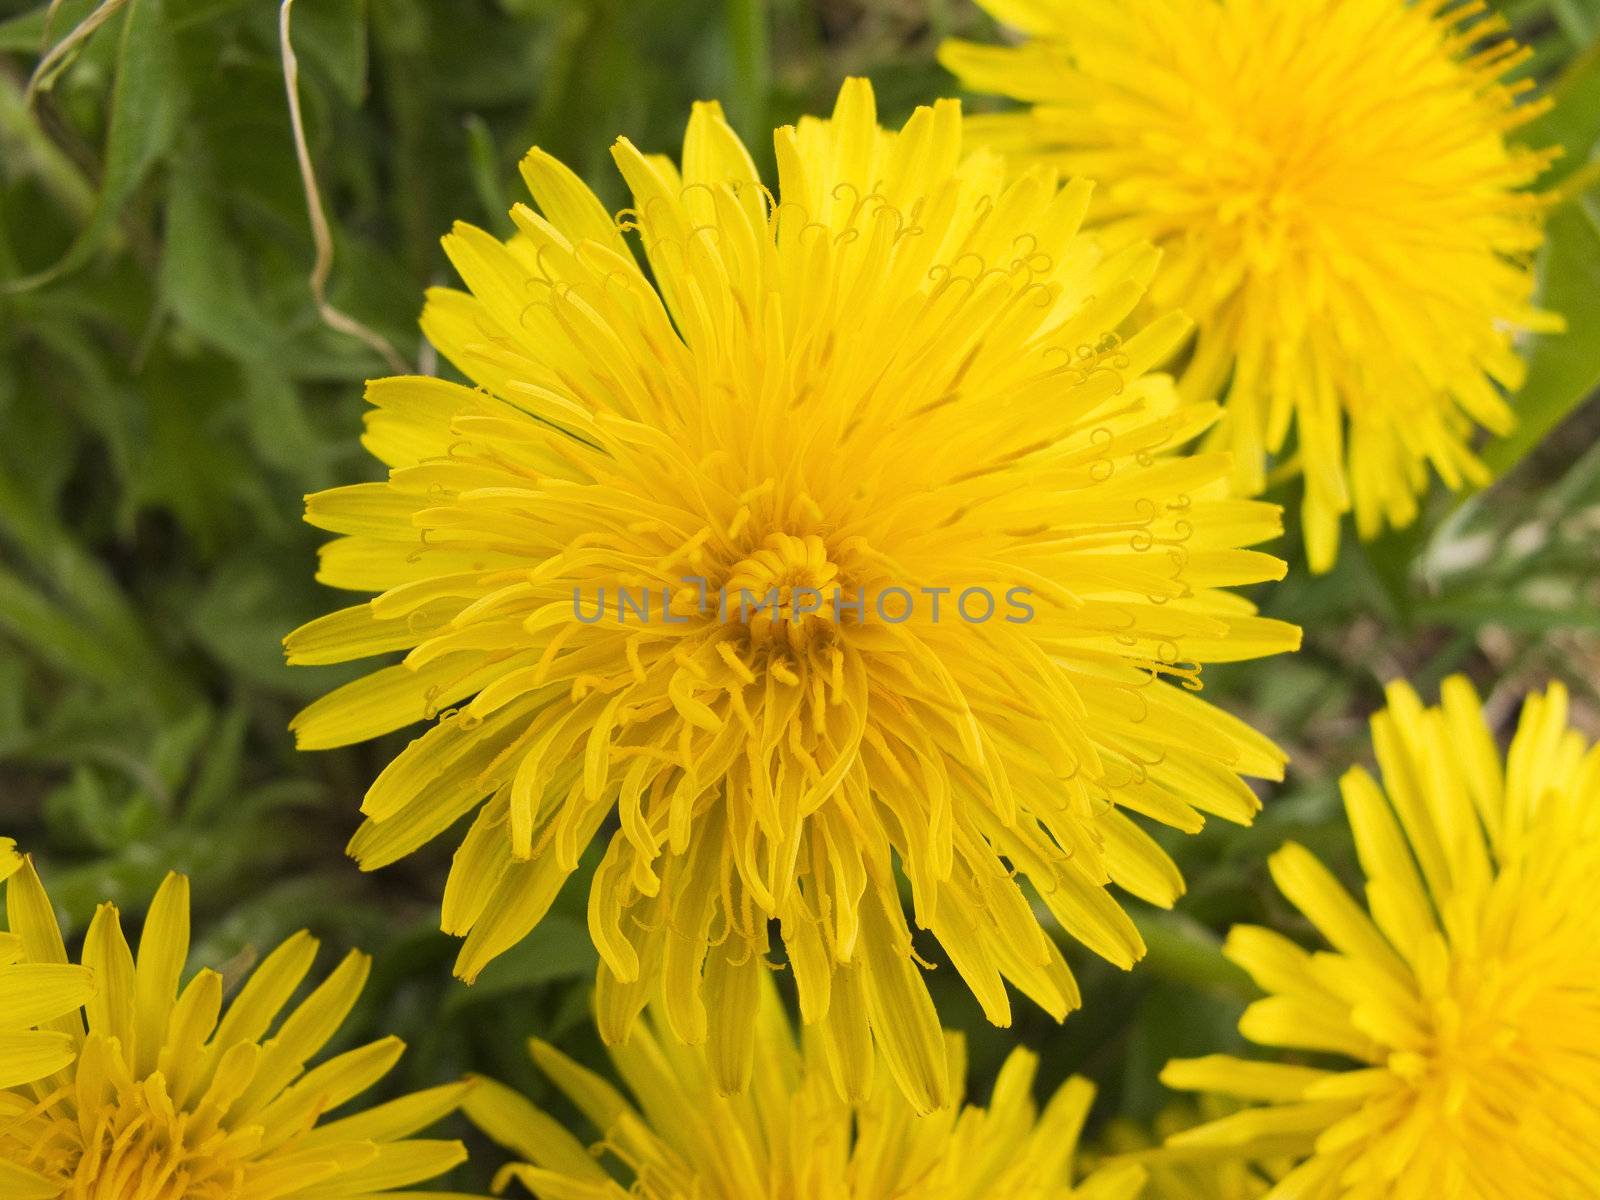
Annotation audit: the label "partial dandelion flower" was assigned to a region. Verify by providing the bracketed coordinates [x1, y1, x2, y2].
[0, 843, 94, 1104]
[464, 978, 1147, 1200]
[1162, 677, 1600, 1198]
[0, 862, 477, 1200]
[287, 78, 1299, 1112]
[942, 0, 1559, 571]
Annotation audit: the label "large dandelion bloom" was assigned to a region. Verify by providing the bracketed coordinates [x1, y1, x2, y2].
[287, 79, 1299, 1112]
[0, 863, 475, 1199]
[1161, 677, 1600, 1198]
[464, 980, 1147, 1199]
[942, 0, 1558, 571]
[0, 843, 94, 1098]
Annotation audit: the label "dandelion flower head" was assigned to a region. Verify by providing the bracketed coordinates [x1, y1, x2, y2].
[287, 79, 1300, 1113]
[0, 843, 94, 1100]
[0, 863, 473, 1200]
[943, 0, 1558, 571]
[464, 979, 1148, 1200]
[1162, 678, 1600, 1198]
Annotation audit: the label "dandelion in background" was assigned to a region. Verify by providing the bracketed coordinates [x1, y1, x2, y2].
[0, 863, 473, 1200]
[0, 842, 94, 1105]
[1162, 678, 1600, 1197]
[464, 977, 1148, 1199]
[943, 0, 1558, 571]
[288, 78, 1299, 1112]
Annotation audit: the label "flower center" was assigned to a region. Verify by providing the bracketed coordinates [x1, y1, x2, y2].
[6, 1042, 247, 1200]
[1393, 923, 1590, 1122]
[722, 533, 843, 650]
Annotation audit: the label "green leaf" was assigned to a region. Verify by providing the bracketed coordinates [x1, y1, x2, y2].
[1121, 980, 1247, 1120]
[128, 356, 242, 549]
[463, 113, 513, 234]
[1130, 906, 1256, 1001]
[1357, 515, 1430, 629]
[243, 367, 330, 482]
[0, 2, 104, 53]
[149, 704, 211, 798]
[188, 548, 343, 694]
[41, 764, 125, 853]
[0, 654, 27, 739]
[0, 566, 130, 687]
[1524, 40, 1600, 192]
[1482, 202, 1600, 476]
[1414, 595, 1600, 633]
[0, 7, 51, 53]
[159, 155, 284, 361]
[1550, 0, 1600, 45]
[443, 914, 597, 1011]
[0, 471, 186, 709]
[17, 318, 139, 487]
[4, 0, 181, 292]
[184, 703, 249, 820]
[0, 70, 98, 221]
[291, 0, 369, 105]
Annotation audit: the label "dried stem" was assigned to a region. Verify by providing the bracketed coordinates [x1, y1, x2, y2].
[279, 0, 409, 375]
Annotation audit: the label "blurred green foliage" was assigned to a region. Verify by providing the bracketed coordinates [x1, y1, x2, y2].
[0, 0, 1598, 1187]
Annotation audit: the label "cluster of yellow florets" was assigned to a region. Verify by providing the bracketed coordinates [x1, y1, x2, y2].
[945, 0, 1557, 571]
[286, 80, 1298, 1116]
[1, 862, 469, 1200]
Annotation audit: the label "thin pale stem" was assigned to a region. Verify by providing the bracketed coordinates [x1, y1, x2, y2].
[279, 0, 410, 376]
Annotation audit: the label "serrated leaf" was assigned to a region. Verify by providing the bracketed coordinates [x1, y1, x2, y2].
[159, 155, 284, 361]
[5, 0, 180, 292]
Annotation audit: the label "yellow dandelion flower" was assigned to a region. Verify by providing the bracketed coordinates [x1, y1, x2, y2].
[0, 845, 95, 1101]
[287, 78, 1300, 1112]
[0, 862, 477, 1200]
[942, 0, 1559, 571]
[464, 978, 1147, 1199]
[1161, 677, 1600, 1198]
